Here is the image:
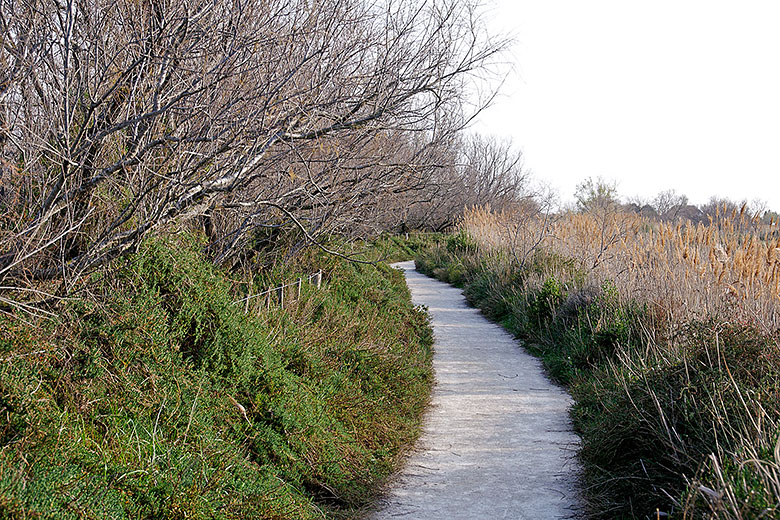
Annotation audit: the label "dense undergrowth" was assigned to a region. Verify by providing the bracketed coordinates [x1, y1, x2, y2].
[0, 233, 434, 519]
[417, 231, 780, 519]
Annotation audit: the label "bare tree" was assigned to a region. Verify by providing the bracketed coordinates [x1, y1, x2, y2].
[397, 133, 530, 231]
[699, 197, 742, 218]
[459, 134, 528, 208]
[651, 189, 689, 220]
[572, 177, 633, 270]
[0, 0, 507, 308]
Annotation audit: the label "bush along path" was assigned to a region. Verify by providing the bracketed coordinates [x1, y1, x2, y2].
[0, 235, 434, 519]
[370, 261, 581, 519]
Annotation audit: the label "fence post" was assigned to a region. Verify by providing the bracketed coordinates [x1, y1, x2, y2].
[297, 278, 302, 299]
[315, 270, 322, 289]
[276, 285, 284, 307]
[266, 289, 271, 309]
[245, 273, 254, 313]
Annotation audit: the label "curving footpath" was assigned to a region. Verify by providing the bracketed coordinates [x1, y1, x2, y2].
[371, 261, 581, 519]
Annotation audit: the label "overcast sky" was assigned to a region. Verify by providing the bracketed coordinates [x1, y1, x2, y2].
[471, 0, 780, 211]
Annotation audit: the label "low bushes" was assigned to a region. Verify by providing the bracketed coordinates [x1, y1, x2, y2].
[0, 233, 433, 519]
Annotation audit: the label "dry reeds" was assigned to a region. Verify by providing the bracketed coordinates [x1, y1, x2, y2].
[461, 205, 780, 334]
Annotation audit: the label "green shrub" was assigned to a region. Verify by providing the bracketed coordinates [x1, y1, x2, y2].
[0, 234, 434, 519]
[445, 230, 478, 255]
[370, 232, 443, 262]
[527, 276, 565, 328]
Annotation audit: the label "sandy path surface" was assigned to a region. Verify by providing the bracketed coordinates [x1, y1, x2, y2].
[370, 261, 581, 519]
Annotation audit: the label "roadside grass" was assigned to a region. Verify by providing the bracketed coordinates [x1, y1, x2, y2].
[0, 232, 433, 519]
[328, 232, 443, 264]
[417, 223, 780, 519]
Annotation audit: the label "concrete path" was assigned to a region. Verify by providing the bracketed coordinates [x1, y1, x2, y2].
[370, 261, 581, 520]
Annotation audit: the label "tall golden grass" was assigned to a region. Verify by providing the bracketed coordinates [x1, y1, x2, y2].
[462, 205, 780, 333]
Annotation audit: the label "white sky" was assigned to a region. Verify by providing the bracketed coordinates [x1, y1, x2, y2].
[471, 0, 780, 211]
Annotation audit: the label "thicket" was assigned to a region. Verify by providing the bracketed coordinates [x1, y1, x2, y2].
[0, 233, 434, 519]
[417, 209, 780, 519]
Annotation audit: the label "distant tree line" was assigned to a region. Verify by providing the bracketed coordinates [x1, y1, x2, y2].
[574, 177, 776, 224]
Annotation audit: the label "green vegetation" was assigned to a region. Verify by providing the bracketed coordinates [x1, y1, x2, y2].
[369, 232, 444, 263]
[417, 237, 780, 519]
[0, 233, 433, 519]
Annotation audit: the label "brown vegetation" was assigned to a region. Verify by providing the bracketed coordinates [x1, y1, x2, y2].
[462, 204, 780, 333]
[0, 0, 516, 315]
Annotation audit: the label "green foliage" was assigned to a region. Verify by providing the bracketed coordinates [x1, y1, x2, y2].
[574, 176, 619, 212]
[569, 280, 635, 372]
[462, 271, 513, 320]
[527, 276, 564, 328]
[436, 260, 466, 288]
[372, 233, 442, 262]
[445, 230, 478, 255]
[0, 234, 433, 519]
[573, 320, 780, 517]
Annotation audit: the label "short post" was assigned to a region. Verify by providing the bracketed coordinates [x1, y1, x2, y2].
[296, 278, 302, 299]
[265, 290, 271, 309]
[314, 270, 322, 289]
[276, 285, 284, 307]
[245, 274, 254, 313]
